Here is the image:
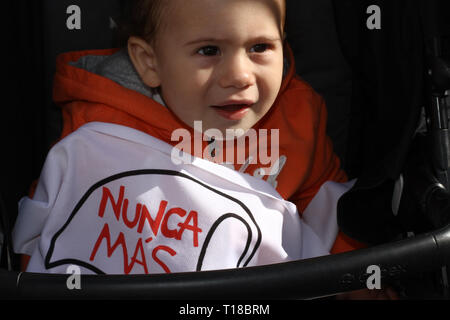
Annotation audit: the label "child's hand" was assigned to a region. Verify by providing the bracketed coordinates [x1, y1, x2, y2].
[336, 287, 399, 300]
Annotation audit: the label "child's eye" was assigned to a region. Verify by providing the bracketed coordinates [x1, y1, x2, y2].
[197, 46, 221, 56]
[250, 43, 270, 53]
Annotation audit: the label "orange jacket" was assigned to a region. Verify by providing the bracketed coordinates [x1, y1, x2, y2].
[48, 45, 362, 257]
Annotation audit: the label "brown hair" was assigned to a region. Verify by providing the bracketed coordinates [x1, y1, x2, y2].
[118, 0, 286, 46]
[117, 0, 166, 46]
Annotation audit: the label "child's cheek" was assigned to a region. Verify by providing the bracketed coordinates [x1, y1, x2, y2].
[193, 68, 214, 87]
[257, 75, 280, 107]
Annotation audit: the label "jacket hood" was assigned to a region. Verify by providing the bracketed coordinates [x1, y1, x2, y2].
[68, 49, 166, 103]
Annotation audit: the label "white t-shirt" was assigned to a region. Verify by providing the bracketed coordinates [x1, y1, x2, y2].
[12, 122, 353, 275]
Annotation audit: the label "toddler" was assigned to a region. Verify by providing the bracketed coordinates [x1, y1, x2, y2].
[11, 0, 389, 298]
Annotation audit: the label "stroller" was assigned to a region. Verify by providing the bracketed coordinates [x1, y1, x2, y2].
[1, 0, 450, 299]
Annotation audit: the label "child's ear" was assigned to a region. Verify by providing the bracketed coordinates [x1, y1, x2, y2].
[127, 36, 161, 88]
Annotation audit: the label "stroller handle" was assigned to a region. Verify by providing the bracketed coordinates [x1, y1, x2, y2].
[1, 223, 450, 299]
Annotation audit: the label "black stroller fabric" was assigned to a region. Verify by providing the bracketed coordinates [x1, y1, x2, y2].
[332, 0, 450, 245]
[286, 0, 352, 166]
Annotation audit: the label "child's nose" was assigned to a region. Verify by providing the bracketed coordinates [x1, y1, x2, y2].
[218, 54, 255, 89]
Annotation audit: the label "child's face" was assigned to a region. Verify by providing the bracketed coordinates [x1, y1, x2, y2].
[134, 0, 285, 134]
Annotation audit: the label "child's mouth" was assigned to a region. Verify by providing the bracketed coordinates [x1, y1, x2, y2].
[211, 104, 252, 121]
